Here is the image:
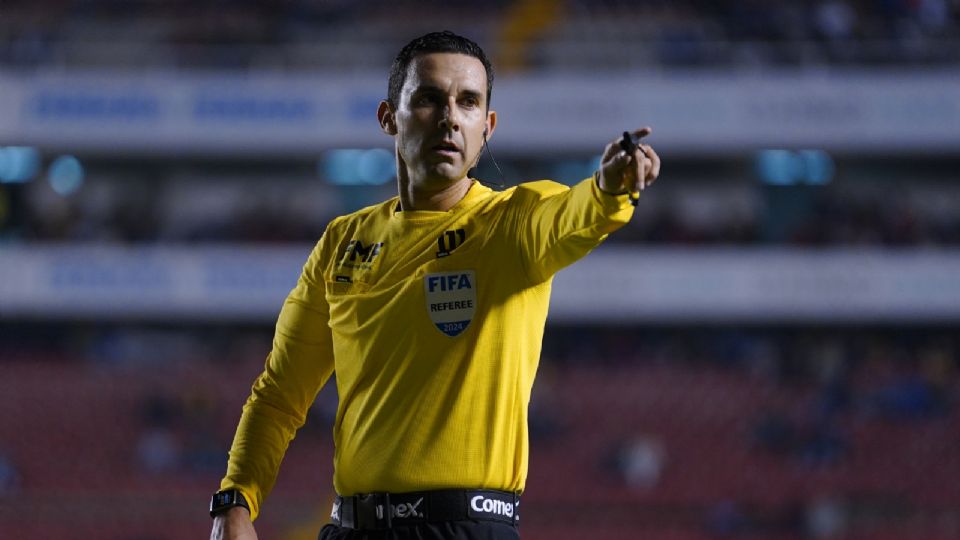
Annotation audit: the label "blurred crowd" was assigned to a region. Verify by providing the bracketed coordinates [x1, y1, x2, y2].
[1, 0, 958, 70]
[4, 157, 960, 247]
[545, 325, 960, 537]
[2, 2, 958, 539]
[2, 321, 958, 538]
[625, 186, 960, 247]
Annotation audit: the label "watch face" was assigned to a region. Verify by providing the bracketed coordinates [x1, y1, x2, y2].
[211, 490, 246, 517]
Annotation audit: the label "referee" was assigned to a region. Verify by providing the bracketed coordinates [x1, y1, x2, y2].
[210, 31, 661, 540]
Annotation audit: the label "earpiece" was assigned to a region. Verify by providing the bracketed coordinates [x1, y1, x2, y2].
[477, 126, 505, 189]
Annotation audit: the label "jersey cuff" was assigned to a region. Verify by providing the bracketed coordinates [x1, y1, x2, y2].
[586, 175, 634, 213]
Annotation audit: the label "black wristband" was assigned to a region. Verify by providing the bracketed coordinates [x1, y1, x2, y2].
[210, 489, 250, 518]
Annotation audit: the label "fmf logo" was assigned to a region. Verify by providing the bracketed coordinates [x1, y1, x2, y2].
[338, 239, 384, 269]
[424, 271, 477, 337]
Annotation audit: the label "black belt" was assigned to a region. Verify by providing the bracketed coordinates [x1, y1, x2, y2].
[331, 489, 520, 530]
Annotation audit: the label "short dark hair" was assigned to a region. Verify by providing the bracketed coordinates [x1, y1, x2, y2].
[387, 30, 494, 110]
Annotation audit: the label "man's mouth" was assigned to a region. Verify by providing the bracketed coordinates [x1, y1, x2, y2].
[431, 141, 461, 155]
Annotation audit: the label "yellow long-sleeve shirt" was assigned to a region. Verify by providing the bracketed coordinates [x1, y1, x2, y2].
[221, 177, 634, 520]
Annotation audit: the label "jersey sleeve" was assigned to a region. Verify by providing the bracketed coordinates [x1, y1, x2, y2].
[512, 176, 634, 283]
[219, 234, 336, 521]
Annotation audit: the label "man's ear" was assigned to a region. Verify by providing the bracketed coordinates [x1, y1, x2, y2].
[484, 110, 498, 140]
[378, 101, 397, 135]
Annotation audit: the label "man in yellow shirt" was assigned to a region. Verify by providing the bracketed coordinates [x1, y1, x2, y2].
[209, 31, 660, 540]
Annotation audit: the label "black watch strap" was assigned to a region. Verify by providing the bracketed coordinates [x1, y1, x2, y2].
[210, 489, 250, 518]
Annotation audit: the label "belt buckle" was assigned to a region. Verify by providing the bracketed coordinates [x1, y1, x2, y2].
[356, 492, 392, 530]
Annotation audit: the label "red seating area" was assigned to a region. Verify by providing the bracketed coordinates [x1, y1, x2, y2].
[521, 365, 960, 539]
[1, 358, 957, 539]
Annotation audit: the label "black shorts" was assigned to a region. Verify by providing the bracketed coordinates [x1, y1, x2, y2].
[318, 521, 521, 540]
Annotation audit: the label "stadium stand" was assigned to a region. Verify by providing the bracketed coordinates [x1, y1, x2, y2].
[1, 326, 957, 539]
[2, 1, 958, 69]
[1, 2, 958, 539]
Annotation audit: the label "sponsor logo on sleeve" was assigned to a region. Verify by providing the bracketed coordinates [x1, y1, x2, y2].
[424, 270, 477, 337]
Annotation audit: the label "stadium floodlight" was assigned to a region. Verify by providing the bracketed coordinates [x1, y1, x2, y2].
[0, 146, 40, 184]
[47, 155, 85, 195]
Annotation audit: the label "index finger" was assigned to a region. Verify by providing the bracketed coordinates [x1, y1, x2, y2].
[630, 127, 653, 141]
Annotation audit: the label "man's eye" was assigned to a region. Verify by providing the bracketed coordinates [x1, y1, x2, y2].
[415, 96, 435, 106]
[461, 98, 479, 108]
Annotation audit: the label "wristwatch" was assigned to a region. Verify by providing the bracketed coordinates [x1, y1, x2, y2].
[210, 489, 250, 517]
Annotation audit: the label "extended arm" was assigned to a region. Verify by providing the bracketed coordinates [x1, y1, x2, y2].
[512, 128, 661, 283]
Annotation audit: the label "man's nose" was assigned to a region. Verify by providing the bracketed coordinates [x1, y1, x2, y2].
[438, 99, 460, 132]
